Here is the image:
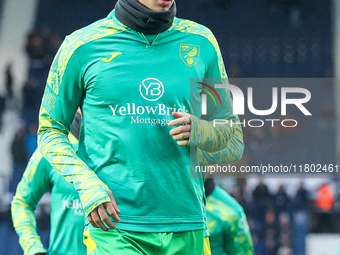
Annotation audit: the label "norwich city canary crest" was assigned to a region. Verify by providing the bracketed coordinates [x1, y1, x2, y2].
[180, 44, 200, 67]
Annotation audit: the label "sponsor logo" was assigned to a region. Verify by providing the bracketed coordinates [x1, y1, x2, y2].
[102, 52, 123, 63]
[139, 78, 164, 101]
[108, 103, 188, 126]
[180, 44, 200, 66]
[108, 77, 188, 126]
[109, 103, 188, 117]
[62, 199, 83, 216]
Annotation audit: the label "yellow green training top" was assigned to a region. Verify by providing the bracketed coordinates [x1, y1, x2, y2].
[38, 10, 242, 233]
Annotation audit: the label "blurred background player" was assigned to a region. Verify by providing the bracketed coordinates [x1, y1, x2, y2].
[196, 120, 246, 255]
[11, 112, 86, 255]
[197, 125, 252, 255]
[205, 178, 254, 255]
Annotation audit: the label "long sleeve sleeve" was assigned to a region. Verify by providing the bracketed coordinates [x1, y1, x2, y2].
[38, 38, 110, 216]
[11, 150, 51, 255]
[197, 122, 244, 165]
[189, 31, 243, 154]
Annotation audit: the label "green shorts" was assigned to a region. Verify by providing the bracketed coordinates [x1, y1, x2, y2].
[84, 229, 207, 255]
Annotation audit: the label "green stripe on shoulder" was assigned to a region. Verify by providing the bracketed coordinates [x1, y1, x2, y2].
[47, 17, 128, 95]
[171, 18, 227, 81]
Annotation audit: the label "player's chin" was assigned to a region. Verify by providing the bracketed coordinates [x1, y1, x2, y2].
[157, 0, 173, 11]
[156, 6, 172, 12]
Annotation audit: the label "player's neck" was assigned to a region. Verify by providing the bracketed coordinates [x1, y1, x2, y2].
[115, 0, 176, 35]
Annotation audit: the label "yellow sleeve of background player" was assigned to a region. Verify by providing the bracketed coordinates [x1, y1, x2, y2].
[11, 149, 51, 255]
